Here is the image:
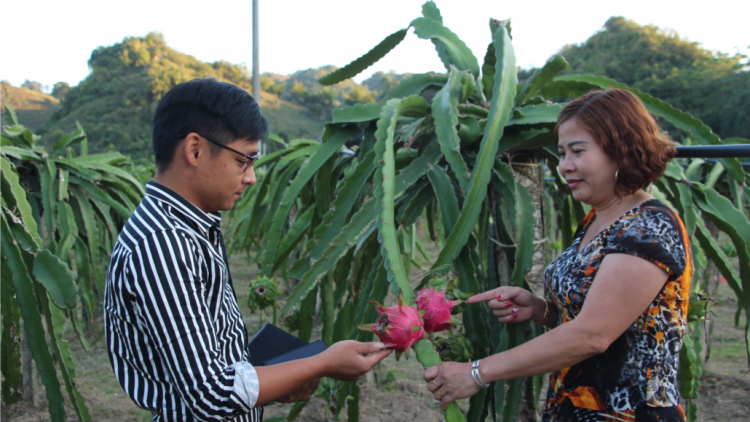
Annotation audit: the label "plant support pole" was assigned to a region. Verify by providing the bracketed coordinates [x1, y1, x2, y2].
[252, 0, 264, 156]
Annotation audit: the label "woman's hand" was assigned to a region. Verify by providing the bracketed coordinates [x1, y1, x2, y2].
[423, 362, 479, 409]
[317, 341, 392, 381]
[465, 286, 545, 324]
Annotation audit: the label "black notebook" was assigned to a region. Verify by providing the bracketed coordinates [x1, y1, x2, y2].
[247, 323, 328, 366]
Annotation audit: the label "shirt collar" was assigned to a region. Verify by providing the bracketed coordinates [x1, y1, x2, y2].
[145, 180, 221, 233]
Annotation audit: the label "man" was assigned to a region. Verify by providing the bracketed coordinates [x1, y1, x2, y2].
[104, 78, 390, 421]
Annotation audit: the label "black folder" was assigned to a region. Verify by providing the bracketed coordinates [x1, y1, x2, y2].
[247, 323, 328, 366]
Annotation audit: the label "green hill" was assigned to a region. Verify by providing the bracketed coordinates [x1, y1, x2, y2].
[362, 71, 413, 98]
[0, 81, 60, 131]
[2, 34, 432, 160]
[557, 17, 749, 140]
[38, 32, 325, 163]
[259, 92, 325, 142]
[261, 66, 379, 121]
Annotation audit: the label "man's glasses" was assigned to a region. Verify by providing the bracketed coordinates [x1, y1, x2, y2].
[177, 134, 260, 172]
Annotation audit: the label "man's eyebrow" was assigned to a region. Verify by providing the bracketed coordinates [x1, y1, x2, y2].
[238, 146, 260, 156]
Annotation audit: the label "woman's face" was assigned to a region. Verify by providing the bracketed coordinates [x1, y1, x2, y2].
[557, 118, 619, 207]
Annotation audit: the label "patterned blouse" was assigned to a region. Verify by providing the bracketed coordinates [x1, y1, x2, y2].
[542, 199, 692, 420]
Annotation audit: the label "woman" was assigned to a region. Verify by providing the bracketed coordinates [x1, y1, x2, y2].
[425, 88, 692, 422]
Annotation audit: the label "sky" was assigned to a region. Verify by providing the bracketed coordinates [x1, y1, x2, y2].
[2, 0, 748, 90]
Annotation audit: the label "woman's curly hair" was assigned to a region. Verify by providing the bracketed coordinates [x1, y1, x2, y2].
[556, 88, 676, 197]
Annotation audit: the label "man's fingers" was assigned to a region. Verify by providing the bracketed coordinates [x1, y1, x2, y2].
[423, 366, 438, 381]
[357, 341, 386, 355]
[363, 348, 392, 367]
[371, 348, 392, 360]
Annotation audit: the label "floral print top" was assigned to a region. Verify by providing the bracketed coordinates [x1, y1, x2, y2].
[542, 199, 692, 417]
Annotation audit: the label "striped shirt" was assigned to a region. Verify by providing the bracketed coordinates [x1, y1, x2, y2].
[104, 181, 263, 421]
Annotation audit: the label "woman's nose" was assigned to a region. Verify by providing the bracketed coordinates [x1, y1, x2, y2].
[558, 154, 574, 173]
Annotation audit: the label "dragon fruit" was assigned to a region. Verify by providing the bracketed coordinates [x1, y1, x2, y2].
[415, 289, 460, 334]
[357, 297, 425, 360]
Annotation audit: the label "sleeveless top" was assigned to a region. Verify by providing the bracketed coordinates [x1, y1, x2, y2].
[542, 199, 692, 418]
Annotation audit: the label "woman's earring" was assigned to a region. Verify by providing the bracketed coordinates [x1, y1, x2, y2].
[615, 170, 619, 180]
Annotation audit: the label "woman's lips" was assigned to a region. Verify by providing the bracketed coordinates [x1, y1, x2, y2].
[567, 180, 582, 189]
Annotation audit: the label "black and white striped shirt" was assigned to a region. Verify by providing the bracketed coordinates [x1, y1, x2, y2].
[104, 181, 263, 421]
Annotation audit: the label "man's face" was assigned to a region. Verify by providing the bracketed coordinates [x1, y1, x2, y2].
[195, 138, 259, 213]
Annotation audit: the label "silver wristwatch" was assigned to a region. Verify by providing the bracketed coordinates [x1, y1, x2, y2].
[471, 360, 490, 389]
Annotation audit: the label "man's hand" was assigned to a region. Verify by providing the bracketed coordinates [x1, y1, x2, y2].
[274, 379, 320, 403]
[318, 341, 392, 381]
[256, 341, 390, 405]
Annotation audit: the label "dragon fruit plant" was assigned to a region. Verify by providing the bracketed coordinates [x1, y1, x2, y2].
[357, 297, 425, 360]
[221, 1, 745, 420]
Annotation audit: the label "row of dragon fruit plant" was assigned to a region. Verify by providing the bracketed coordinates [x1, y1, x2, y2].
[1, 107, 150, 421]
[226, 2, 750, 421]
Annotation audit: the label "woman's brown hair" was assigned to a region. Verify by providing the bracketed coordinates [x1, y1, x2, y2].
[556, 88, 676, 197]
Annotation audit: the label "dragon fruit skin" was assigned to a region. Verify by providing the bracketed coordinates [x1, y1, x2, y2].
[415, 289, 458, 334]
[356, 297, 425, 360]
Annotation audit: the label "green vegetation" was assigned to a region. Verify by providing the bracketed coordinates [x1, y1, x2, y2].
[6, 15, 745, 165]
[51, 82, 70, 100]
[31, 34, 409, 163]
[558, 16, 749, 140]
[20, 80, 44, 93]
[3, 37, 418, 163]
[254, 93, 326, 144]
[2, 9, 749, 422]
[0, 81, 60, 131]
[1, 106, 146, 421]
[263, 66, 380, 120]
[226, 2, 750, 421]
[37, 33, 328, 163]
[362, 70, 414, 98]
[39, 33, 251, 163]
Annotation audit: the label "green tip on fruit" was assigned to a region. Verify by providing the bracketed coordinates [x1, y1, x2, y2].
[355, 323, 376, 333]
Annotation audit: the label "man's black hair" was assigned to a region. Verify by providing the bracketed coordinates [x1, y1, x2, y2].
[152, 78, 268, 169]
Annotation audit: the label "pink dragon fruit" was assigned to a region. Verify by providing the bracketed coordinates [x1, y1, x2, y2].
[357, 297, 425, 360]
[415, 289, 460, 334]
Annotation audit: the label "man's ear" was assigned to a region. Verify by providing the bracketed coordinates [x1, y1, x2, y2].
[183, 133, 203, 167]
